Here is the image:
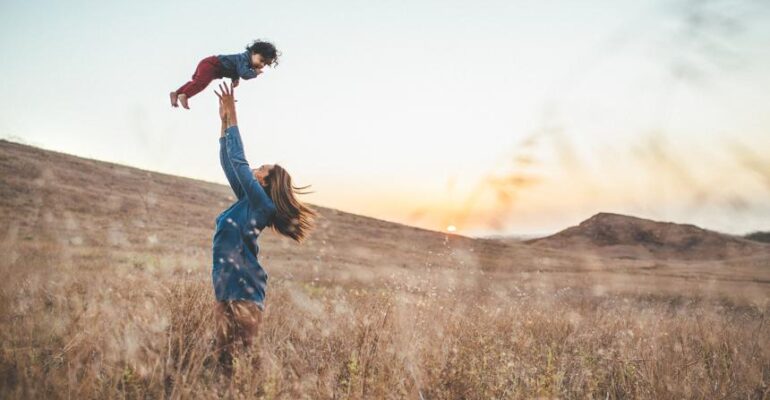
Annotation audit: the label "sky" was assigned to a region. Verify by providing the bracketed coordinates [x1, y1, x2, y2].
[1, 0, 769, 237]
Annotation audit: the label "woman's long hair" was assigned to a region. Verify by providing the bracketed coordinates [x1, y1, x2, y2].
[264, 164, 317, 242]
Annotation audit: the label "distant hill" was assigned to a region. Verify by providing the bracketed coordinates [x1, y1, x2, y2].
[526, 212, 769, 260]
[482, 233, 543, 242]
[745, 231, 770, 244]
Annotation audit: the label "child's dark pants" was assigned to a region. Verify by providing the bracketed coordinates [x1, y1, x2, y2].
[176, 56, 222, 98]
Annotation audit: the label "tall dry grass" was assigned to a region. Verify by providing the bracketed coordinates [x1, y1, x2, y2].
[2, 139, 769, 399]
[1, 253, 768, 400]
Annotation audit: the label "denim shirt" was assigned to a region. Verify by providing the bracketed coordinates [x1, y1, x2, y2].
[212, 125, 276, 309]
[217, 51, 258, 80]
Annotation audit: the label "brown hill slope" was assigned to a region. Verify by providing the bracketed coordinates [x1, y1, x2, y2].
[2, 139, 768, 300]
[0, 139, 564, 280]
[527, 212, 769, 260]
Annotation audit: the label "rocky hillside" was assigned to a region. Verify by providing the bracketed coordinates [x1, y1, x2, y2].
[526, 212, 769, 260]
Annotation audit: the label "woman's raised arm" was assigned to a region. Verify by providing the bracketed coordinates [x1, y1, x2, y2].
[219, 120, 245, 200]
[215, 83, 275, 213]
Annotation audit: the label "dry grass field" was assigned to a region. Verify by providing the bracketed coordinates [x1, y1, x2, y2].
[1, 139, 769, 399]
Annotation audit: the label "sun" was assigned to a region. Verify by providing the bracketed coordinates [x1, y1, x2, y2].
[446, 225, 457, 232]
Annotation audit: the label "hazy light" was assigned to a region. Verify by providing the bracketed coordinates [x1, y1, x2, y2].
[446, 225, 457, 232]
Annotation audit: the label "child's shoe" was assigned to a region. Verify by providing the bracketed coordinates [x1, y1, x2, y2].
[169, 92, 179, 107]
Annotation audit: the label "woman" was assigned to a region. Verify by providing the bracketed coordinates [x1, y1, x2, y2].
[212, 82, 316, 374]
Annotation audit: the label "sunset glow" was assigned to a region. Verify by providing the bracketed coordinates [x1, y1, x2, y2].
[1, 0, 768, 237]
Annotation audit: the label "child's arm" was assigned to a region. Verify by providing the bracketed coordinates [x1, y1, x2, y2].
[236, 56, 259, 80]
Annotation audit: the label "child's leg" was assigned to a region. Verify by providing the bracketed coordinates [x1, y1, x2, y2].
[173, 56, 222, 105]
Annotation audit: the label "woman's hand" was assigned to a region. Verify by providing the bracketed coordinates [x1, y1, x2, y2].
[214, 82, 238, 128]
[218, 95, 227, 122]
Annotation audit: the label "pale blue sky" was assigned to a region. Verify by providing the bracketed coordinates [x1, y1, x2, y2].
[1, 0, 769, 235]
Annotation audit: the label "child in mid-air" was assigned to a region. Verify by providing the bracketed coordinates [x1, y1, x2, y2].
[170, 40, 280, 109]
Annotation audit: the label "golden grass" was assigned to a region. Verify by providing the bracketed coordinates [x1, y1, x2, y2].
[1, 140, 768, 398]
[1, 254, 768, 399]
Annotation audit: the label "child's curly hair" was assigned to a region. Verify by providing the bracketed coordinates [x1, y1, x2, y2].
[246, 40, 280, 66]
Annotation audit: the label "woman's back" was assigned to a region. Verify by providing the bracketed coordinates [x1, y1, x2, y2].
[212, 194, 275, 310]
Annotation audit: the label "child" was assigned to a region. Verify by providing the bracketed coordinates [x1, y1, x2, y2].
[170, 40, 280, 109]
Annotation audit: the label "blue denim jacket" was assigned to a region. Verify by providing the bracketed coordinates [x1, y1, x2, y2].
[212, 125, 276, 309]
[217, 51, 258, 81]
